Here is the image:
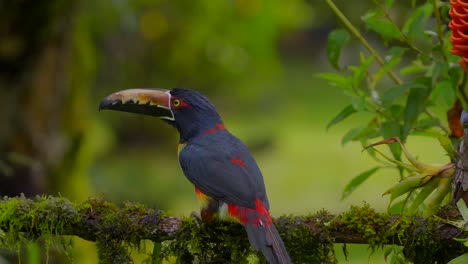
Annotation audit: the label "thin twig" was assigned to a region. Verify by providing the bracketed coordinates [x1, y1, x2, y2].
[373, 0, 426, 56]
[325, 0, 403, 86]
[459, 72, 468, 109]
[432, 0, 448, 62]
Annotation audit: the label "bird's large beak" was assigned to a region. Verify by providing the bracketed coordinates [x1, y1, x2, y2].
[99, 89, 174, 120]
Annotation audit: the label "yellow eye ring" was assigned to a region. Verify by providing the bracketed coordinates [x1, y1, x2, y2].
[173, 99, 181, 107]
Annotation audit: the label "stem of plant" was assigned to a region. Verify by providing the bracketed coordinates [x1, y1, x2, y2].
[373, 0, 425, 56]
[325, 0, 403, 86]
[459, 72, 468, 110]
[432, 0, 448, 62]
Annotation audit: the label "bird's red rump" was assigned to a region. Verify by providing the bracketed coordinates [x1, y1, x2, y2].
[228, 199, 272, 227]
[204, 123, 226, 134]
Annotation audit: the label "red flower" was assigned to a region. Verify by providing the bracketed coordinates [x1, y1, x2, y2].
[449, 0, 468, 71]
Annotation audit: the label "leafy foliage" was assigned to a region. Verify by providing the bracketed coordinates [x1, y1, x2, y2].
[324, 0, 468, 262]
[327, 29, 350, 70]
[324, 0, 463, 199]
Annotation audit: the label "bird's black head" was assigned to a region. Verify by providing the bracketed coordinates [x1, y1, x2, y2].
[99, 88, 223, 142]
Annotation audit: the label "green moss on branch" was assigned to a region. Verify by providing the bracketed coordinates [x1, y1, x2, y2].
[0, 196, 466, 263]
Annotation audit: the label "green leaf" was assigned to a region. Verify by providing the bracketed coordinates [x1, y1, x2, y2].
[381, 83, 425, 106]
[390, 189, 415, 212]
[342, 122, 379, 145]
[385, 0, 395, 8]
[416, 118, 439, 130]
[26, 242, 41, 264]
[362, 10, 401, 40]
[447, 253, 468, 264]
[413, 129, 457, 160]
[372, 48, 405, 84]
[392, 250, 409, 264]
[407, 177, 439, 214]
[449, 68, 466, 108]
[316, 72, 351, 91]
[388, 199, 407, 214]
[403, 85, 429, 139]
[351, 96, 366, 112]
[327, 105, 356, 130]
[387, 46, 407, 59]
[456, 199, 468, 223]
[400, 60, 427, 76]
[381, 120, 402, 161]
[152, 242, 162, 264]
[428, 62, 448, 87]
[341, 126, 364, 145]
[342, 167, 380, 200]
[402, 2, 432, 41]
[387, 105, 404, 119]
[431, 80, 455, 108]
[384, 245, 405, 264]
[327, 29, 350, 70]
[349, 54, 373, 87]
[342, 244, 349, 261]
[384, 246, 393, 260]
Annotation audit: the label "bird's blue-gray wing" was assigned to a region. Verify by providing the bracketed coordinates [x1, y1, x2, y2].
[179, 133, 269, 209]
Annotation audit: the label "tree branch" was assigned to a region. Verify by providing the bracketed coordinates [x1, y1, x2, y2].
[0, 196, 466, 263]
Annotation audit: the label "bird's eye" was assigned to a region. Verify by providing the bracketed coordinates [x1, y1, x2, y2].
[173, 99, 181, 107]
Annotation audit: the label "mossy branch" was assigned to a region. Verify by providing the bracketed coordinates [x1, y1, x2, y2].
[0, 196, 467, 263]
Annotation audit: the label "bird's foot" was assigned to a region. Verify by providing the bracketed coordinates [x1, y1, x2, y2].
[190, 211, 202, 228]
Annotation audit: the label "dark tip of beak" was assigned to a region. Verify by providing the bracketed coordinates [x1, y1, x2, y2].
[99, 98, 120, 111]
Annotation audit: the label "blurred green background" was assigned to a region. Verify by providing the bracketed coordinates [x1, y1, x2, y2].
[0, 0, 450, 262]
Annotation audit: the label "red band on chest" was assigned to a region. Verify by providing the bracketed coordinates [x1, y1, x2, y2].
[204, 123, 226, 134]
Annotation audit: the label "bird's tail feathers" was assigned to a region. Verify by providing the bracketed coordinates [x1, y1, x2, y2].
[245, 224, 291, 264]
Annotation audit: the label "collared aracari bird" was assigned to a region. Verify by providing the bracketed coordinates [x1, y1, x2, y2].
[99, 88, 291, 264]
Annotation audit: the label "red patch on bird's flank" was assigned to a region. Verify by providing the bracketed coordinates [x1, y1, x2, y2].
[231, 158, 245, 167]
[227, 199, 272, 227]
[195, 187, 207, 203]
[204, 123, 226, 134]
[195, 187, 202, 196]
